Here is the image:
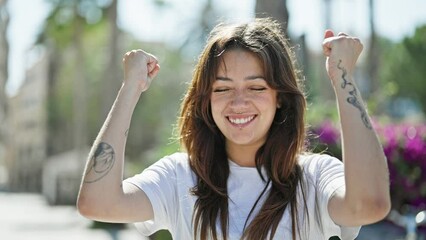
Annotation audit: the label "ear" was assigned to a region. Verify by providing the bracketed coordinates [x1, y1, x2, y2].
[276, 96, 282, 109]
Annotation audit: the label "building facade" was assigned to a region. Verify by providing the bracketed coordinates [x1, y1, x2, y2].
[7, 49, 49, 192]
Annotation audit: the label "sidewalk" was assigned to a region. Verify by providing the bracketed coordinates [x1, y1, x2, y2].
[0, 192, 147, 240]
[2, 192, 422, 240]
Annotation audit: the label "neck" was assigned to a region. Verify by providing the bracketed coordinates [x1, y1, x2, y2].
[226, 143, 261, 167]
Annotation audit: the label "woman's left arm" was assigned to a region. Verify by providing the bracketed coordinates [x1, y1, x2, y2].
[323, 30, 391, 226]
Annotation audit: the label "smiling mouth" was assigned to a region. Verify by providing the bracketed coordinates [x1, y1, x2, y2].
[227, 115, 256, 126]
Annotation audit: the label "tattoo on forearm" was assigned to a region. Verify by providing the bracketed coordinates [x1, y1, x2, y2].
[337, 60, 372, 130]
[84, 142, 115, 183]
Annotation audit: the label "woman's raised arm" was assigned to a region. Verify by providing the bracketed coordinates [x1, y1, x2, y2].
[76, 50, 160, 223]
[323, 30, 391, 226]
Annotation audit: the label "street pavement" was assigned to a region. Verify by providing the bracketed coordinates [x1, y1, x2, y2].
[0, 192, 147, 240]
[2, 192, 423, 240]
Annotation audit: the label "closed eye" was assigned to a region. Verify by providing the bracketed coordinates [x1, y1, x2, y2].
[213, 88, 230, 93]
[250, 87, 267, 91]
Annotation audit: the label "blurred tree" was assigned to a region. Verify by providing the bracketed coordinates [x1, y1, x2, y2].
[367, 0, 379, 98]
[379, 25, 426, 115]
[255, 0, 289, 35]
[0, 0, 8, 102]
[99, 0, 120, 120]
[38, 0, 119, 155]
[254, 0, 315, 103]
[0, 0, 10, 190]
[0, 0, 9, 155]
[71, 1, 88, 160]
[37, 0, 190, 167]
[178, 0, 216, 57]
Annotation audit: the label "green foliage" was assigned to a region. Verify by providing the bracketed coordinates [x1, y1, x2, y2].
[379, 24, 426, 114]
[90, 221, 126, 230]
[306, 100, 338, 126]
[124, 42, 190, 167]
[42, 0, 192, 167]
[44, 12, 112, 154]
[41, 8, 74, 48]
[150, 230, 173, 240]
[39, 0, 109, 47]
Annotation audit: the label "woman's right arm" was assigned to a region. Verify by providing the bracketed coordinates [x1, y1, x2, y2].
[76, 50, 160, 223]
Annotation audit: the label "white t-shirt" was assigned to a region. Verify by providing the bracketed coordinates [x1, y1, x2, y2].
[124, 152, 360, 240]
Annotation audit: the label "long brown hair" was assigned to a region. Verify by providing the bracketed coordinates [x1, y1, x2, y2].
[178, 18, 308, 240]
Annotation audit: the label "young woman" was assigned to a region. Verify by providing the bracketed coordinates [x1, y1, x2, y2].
[77, 18, 390, 239]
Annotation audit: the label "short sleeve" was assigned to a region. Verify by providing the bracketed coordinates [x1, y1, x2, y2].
[302, 154, 360, 239]
[123, 154, 178, 235]
[316, 155, 345, 219]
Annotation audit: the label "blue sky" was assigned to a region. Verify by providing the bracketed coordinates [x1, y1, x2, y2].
[6, 0, 426, 95]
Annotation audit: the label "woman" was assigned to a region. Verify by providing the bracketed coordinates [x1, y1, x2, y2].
[77, 18, 390, 239]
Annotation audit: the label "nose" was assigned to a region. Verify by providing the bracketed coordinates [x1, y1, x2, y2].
[230, 90, 248, 111]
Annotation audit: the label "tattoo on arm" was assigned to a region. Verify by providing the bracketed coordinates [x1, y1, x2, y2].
[84, 142, 115, 183]
[337, 60, 372, 130]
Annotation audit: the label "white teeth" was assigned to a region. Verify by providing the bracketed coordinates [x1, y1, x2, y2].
[229, 116, 254, 124]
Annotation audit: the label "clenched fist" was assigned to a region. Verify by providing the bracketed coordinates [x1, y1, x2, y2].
[122, 49, 160, 93]
[322, 30, 363, 86]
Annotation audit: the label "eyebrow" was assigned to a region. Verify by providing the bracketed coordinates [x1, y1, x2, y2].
[215, 75, 265, 81]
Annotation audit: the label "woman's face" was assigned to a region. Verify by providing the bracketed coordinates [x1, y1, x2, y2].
[210, 49, 278, 151]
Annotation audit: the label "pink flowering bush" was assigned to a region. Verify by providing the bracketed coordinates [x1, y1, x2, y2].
[310, 121, 426, 212]
[310, 120, 342, 159]
[377, 123, 426, 211]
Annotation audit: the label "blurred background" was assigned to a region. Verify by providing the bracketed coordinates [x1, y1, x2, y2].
[0, 0, 425, 239]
